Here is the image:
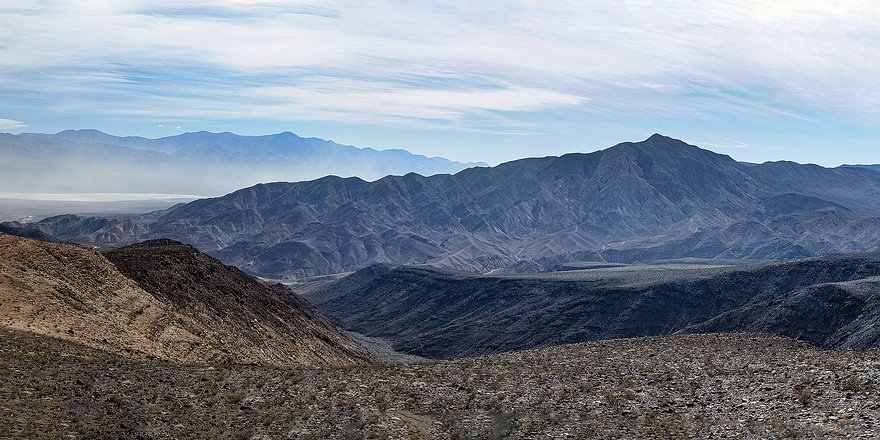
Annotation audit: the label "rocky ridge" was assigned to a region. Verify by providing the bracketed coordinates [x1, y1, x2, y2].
[0, 233, 371, 367]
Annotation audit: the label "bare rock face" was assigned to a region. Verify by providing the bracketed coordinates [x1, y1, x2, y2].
[0, 233, 371, 367]
[307, 253, 880, 358]
[16, 134, 880, 279]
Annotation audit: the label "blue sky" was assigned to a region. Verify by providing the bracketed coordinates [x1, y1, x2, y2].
[1, 1, 879, 166]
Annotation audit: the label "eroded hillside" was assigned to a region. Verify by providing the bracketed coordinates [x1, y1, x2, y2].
[0, 233, 370, 367]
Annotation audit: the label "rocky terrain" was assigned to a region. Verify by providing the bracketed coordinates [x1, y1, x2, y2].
[307, 253, 880, 358]
[0, 233, 370, 367]
[13, 134, 880, 279]
[104, 239, 372, 366]
[0, 129, 481, 196]
[3, 329, 880, 439]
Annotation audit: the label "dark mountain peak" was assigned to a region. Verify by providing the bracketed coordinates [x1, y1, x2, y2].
[56, 128, 107, 136]
[40, 213, 87, 223]
[632, 134, 713, 154]
[606, 133, 691, 150]
[646, 132, 679, 143]
[759, 160, 821, 169]
[596, 134, 726, 162]
[494, 134, 707, 176]
[50, 129, 126, 143]
[168, 130, 237, 141]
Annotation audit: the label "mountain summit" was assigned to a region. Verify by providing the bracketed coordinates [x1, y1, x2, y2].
[14, 134, 880, 278]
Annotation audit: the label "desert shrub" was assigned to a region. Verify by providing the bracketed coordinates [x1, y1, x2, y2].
[837, 375, 875, 393]
[792, 383, 812, 407]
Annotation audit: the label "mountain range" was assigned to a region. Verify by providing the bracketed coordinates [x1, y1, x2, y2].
[0, 129, 482, 196]
[306, 254, 880, 358]
[12, 134, 880, 279]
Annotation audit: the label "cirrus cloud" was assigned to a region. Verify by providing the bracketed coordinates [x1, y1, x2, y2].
[0, 1, 878, 147]
[0, 119, 27, 130]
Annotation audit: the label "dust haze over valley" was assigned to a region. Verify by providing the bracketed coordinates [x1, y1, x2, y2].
[0, 129, 483, 221]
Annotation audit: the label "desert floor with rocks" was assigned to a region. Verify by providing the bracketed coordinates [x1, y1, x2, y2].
[3, 329, 880, 439]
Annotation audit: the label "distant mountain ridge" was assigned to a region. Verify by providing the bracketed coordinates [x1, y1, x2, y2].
[844, 164, 880, 172]
[0, 129, 484, 196]
[11, 134, 880, 278]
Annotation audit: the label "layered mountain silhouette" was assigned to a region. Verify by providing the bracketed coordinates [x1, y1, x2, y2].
[0, 129, 482, 195]
[307, 254, 880, 358]
[10, 134, 880, 278]
[0, 233, 371, 367]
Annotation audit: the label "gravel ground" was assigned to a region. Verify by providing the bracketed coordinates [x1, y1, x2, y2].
[2, 328, 880, 439]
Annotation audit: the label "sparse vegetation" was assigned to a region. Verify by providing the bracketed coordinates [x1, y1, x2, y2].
[837, 374, 875, 393]
[4, 329, 880, 439]
[793, 382, 813, 407]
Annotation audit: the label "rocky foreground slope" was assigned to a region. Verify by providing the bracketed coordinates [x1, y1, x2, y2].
[308, 254, 880, 358]
[0, 233, 370, 367]
[15, 134, 880, 279]
[3, 330, 879, 439]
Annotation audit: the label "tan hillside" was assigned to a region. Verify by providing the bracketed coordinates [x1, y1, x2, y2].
[0, 233, 370, 367]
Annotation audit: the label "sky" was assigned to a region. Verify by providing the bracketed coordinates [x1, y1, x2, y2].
[1, 1, 879, 166]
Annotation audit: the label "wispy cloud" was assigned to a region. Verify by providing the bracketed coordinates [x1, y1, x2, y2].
[692, 136, 750, 150]
[1, 1, 879, 136]
[0, 119, 27, 130]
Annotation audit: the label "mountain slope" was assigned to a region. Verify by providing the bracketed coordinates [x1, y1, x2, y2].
[0, 223, 60, 242]
[0, 233, 370, 367]
[15, 134, 880, 278]
[306, 254, 880, 358]
[0, 129, 482, 196]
